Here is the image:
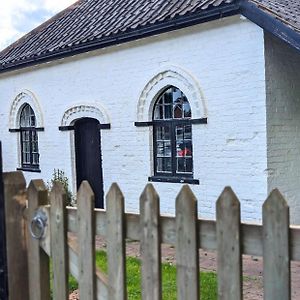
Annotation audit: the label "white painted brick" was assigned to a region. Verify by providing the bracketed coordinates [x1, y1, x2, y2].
[0, 16, 268, 221]
[265, 33, 300, 224]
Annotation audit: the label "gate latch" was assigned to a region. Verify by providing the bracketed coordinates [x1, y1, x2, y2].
[30, 209, 47, 240]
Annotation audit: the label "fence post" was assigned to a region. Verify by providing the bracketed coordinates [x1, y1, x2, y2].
[263, 189, 290, 300]
[216, 187, 242, 300]
[140, 184, 161, 300]
[3, 171, 29, 300]
[175, 185, 199, 300]
[106, 183, 126, 300]
[27, 180, 50, 300]
[77, 181, 96, 300]
[0, 142, 8, 299]
[50, 182, 68, 300]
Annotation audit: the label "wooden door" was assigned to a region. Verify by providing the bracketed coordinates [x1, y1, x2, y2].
[74, 118, 104, 208]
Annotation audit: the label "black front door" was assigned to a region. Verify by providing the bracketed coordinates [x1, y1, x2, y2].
[74, 118, 104, 208]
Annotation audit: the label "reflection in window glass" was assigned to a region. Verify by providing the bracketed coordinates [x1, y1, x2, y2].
[153, 87, 192, 120]
[153, 86, 193, 178]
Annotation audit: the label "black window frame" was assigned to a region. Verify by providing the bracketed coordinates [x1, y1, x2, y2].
[19, 104, 40, 171]
[150, 86, 198, 184]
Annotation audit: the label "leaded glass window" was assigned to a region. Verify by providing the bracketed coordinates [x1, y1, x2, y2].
[20, 104, 39, 169]
[153, 86, 193, 178]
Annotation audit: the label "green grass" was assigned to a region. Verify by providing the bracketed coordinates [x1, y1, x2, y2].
[68, 250, 217, 299]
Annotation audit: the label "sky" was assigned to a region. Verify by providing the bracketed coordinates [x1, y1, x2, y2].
[0, 0, 76, 51]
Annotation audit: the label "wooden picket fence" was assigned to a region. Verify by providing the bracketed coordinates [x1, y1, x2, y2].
[2, 171, 300, 300]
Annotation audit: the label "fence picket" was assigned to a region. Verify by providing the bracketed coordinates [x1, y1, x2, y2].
[77, 181, 96, 300]
[140, 184, 162, 300]
[263, 189, 290, 300]
[106, 183, 126, 300]
[175, 185, 199, 300]
[4, 171, 300, 300]
[27, 180, 50, 300]
[3, 172, 29, 300]
[216, 187, 242, 300]
[50, 182, 68, 300]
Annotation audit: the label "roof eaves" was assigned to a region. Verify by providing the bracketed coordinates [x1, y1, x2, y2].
[240, 0, 300, 52]
[0, 3, 240, 74]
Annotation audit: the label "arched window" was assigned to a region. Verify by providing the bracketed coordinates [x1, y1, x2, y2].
[20, 104, 40, 170]
[153, 86, 193, 179]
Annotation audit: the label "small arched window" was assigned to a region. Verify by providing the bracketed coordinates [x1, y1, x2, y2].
[152, 86, 193, 179]
[20, 104, 40, 170]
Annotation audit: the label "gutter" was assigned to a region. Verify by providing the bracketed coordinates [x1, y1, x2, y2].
[0, 3, 240, 74]
[240, 0, 300, 52]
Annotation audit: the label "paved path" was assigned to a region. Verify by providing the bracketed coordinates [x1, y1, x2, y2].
[70, 236, 300, 299]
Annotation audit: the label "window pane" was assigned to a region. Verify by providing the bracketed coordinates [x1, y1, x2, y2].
[156, 126, 170, 140]
[173, 104, 183, 119]
[32, 153, 39, 165]
[176, 157, 193, 174]
[157, 157, 172, 173]
[172, 88, 182, 103]
[176, 124, 193, 174]
[164, 93, 172, 104]
[24, 142, 30, 152]
[183, 141, 192, 157]
[183, 100, 191, 118]
[154, 105, 163, 120]
[32, 141, 38, 152]
[164, 104, 172, 119]
[153, 86, 192, 120]
[177, 157, 185, 173]
[184, 125, 192, 139]
[176, 125, 184, 141]
[26, 153, 30, 164]
[20, 104, 36, 127]
[157, 141, 164, 156]
[186, 158, 193, 173]
[22, 152, 27, 163]
[30, 116, 36, 127]
[155, 124, 172, 173]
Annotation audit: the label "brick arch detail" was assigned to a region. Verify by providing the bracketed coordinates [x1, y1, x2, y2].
[61, 103, 110, 126]
[9, 90, 44, 129]
[137, 65, 207, 122]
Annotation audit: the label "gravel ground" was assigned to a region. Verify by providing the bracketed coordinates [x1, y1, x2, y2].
[70, 236, 300, 299]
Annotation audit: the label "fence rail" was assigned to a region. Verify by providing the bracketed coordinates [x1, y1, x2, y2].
[3, 171, 300, 299]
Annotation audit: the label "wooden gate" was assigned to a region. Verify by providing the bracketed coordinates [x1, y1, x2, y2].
[2, 171, 300, 299]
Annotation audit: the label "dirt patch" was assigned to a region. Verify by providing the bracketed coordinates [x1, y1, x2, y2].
[70, 236, 300, 299]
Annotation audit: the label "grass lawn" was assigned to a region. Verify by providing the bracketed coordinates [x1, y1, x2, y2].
[68, 250, 217, 299]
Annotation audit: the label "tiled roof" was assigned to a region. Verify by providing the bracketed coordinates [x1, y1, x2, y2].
[0, 0, 300, 72]
[0, 0, 238, 71]
[248, 0, 300, 32]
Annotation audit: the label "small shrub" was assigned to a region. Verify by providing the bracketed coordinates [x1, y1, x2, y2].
[48, 169, 74, 206]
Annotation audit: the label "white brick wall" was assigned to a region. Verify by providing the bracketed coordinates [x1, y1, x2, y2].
[265, 33, 300, 224]
[0, 15, 268, 221]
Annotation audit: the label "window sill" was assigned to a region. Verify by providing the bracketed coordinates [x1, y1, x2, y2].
[17, 167, 41, 173]
[148, 176, 199, 185]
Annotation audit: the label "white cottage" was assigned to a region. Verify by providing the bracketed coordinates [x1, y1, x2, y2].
[0, 0, 299, 222]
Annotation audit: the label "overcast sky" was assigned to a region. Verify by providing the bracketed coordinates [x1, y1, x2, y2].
[0, 0, 76, 51]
